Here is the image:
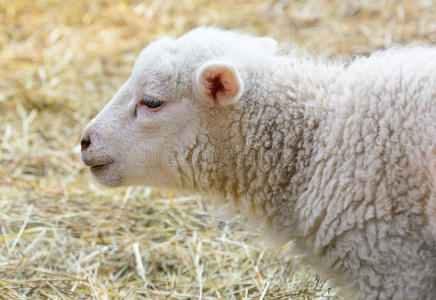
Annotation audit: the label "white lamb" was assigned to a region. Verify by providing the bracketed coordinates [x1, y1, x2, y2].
[80, 27, 436, 299]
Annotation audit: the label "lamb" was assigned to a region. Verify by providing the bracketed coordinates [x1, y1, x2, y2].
[80, 27, 436, 299]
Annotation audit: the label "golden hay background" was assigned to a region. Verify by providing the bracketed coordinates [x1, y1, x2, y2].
[0, 0, 435, 299]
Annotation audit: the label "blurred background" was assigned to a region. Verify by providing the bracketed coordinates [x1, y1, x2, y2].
[1, 0, 435, 298]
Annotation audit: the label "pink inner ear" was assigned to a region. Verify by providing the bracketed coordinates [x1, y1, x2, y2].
[197, 61, 243, 105]
[206, 74, 224, 102]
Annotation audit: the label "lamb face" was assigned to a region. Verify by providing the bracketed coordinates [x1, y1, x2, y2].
[80, 28, 277, 189]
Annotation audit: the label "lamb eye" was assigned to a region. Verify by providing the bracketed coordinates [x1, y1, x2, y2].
[140, 96, 164, 109]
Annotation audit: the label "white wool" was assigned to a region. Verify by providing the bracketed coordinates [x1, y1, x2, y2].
[81, 27, 436, 299]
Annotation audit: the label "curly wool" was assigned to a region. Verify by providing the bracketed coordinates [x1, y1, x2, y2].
[82, 28, 436, 299]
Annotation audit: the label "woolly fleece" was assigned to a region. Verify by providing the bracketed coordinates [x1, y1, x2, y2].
[81, 28, 436, 299]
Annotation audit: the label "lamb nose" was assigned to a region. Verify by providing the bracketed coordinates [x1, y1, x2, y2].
[80, 136, 91, 151]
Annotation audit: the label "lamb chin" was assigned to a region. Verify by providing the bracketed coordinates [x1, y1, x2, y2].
[89, 164, 123, 187]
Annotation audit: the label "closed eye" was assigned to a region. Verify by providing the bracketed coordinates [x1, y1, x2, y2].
[140, 96, 165, 109]
[134, 95, 166, 117]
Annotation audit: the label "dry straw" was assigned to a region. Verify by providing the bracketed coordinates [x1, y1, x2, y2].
[1, 0, 435, 299]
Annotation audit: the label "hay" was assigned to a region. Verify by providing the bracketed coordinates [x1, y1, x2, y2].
[0, 0, 434, 298]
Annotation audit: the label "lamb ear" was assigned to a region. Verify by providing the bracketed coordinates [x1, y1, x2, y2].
[195, 60, 244, 106]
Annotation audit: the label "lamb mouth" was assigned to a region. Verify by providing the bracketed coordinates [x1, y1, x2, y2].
[90, 161, 114, 172]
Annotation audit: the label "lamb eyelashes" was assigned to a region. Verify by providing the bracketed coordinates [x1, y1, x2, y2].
[141, 96, 164, 109]
[134, 95, 165, 116]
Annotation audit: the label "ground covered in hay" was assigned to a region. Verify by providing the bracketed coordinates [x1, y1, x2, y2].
[1, 0, 435, 299]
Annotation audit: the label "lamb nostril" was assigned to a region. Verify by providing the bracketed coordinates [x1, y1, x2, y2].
[81, 136, 91, 151]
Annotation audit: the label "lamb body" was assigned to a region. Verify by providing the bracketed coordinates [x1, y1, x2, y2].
[81, 28, 436, 299]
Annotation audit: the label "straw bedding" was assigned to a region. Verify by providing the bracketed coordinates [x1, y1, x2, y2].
[1, 0, 435, 298]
